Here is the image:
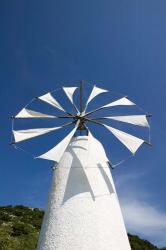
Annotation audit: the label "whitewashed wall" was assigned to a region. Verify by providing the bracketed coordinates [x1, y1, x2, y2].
[37, 136, 131, 250]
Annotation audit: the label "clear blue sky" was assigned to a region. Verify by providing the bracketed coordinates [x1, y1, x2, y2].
[1, 0, 166, 247]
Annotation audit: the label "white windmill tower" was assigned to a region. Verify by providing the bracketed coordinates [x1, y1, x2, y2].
[11, 81, 151, 250]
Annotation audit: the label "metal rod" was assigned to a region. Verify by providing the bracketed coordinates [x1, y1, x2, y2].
[13, 115, 74, 119]
[72, 103, 79, 113]
[84, 96, 130, 117]
[90, 117, 108, 120]
[79, 80, 84, 135]
[80, 80, 83, 114]
[144, 141, 152, 147]
[86, 118, 152, 147]
[83, 106, 104, 117]
[10, 121, 75, 145]
[57, 121, 74, 128]
[56, 115, 74, 118]
[84, 117, 105, 127]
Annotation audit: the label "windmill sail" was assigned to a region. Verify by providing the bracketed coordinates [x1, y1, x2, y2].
[84, 85, 108, 111]
[63, 87, 78, 105]
[85, 97, 135, 116]
[13, 126, 62, 143]
[63, 87, 79, 111]
[38, 93, 65, 112]
[103, 97, 135, 108]
[36, 126, 78, 162]
[104, 124, 144, 154]
[15, 108, 57, 119]
[100, 115, 149, 127]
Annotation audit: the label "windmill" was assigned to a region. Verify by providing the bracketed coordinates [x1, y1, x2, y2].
[11, 81, 151, 250]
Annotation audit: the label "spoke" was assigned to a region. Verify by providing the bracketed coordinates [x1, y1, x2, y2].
[84, 85, 108, 112]
[85, 118, 152, 147]
[80, 80, 83, 114]
[36, 122, 80, 162]
[14, 108, 74, 119]
[63, 87, 79, 113]
[84, 96, 135, 117]
[84, 106, 105, 117]
[37, 92, 74, 117]
[57, 115, 74, 118]
[90, 115, 150, 127]
[12, 121, 74, 144]
[90, 117, 108, 120]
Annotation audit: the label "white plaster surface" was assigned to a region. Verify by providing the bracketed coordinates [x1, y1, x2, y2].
[37, 136, 131, 250]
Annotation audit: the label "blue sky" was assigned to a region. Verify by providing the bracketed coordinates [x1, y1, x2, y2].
[1, 0, 166, 247]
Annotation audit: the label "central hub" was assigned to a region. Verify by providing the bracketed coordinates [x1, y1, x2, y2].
[73, 114, 87, 131]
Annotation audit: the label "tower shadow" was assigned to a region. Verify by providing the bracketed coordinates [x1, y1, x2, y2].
[62, 139, 115, 205]
[97, 163, 115, 195]
[62, 145, 95, 204]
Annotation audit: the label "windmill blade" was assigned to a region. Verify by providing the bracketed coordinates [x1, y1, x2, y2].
[93, 115, 149, 127]
[84, 85, 108, 112]
[38, 93, 65, 112]
[12, 122, 73, 143]
[15, 108, 57, 119]
[63, 87, 77, 104]
[63, 87, 79, 112]
[85, 97, 135, 116]
[103, 124, 145, 154]
[36, 126, 78, 162]
[103, 97, 135, 108]
[13, 127, 62, 143]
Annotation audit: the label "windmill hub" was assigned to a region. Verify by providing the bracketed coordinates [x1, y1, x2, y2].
[73, 115, 87, 131]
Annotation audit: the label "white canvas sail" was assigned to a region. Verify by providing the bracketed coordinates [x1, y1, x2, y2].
[85, 97, 136, 117]
[63, 87, 78, 104]
[102, 115, 149, 127]
[13, 126, 62, 143]
[104, 124, 144, 154]
[84, 86, 108, 111]
[103, 97, 135, 108]
[38, 93, 65, 112]
[15, 108, 56, 119]
[36, 126, 77, 162]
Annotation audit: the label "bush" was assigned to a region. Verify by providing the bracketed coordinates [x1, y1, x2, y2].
[12, 221, 34, 237]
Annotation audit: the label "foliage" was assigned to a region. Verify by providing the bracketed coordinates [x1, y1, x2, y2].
[0, 205, 165, 250]
[0, 205, 43, 250]
[129, 234, 159, 250]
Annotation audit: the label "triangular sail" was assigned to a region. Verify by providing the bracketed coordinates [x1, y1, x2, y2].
[85, 97, 136, 117]
[101, 115, 149, 127]
[38, 93, 65, 112]
[63, 87, 78, 104]
[36, 126, 78, 162]
[15, 108, 57, 119]
[84, 86, 108, 111]
[104, 124, 144, 154]
[13, 126, 62, 143]
[63, 87, 78, 112]
[103, 97, 135, 108]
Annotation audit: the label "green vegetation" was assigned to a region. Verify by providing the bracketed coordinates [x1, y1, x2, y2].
[0, 205, 43, 250]
[128, 234, 159, 250]
[0, 205, 165, 250]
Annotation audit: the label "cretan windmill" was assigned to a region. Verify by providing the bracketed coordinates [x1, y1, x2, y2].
[11, 81, 151, 250]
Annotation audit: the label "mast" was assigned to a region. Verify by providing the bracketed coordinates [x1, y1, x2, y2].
[80, 80, 83, 115]
[78, 80, 85, 135]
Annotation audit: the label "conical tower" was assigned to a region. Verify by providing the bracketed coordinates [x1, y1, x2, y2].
[37, 134, 131, 250]
[11, 81, 151, 250]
